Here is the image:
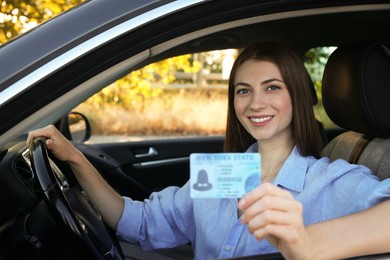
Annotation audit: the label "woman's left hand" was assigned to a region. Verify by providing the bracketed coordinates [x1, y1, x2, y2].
[238, 183, 311, 260]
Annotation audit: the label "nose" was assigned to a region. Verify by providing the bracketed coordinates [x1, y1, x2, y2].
[249, 91, 266, 110]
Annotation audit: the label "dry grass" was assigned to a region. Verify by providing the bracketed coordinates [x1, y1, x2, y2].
[75, 88, 228, 137]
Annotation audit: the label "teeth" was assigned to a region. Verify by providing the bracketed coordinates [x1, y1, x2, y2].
[250, 116, 273, 123]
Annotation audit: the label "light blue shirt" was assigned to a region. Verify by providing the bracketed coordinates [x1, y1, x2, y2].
[116, 145, 390, 259]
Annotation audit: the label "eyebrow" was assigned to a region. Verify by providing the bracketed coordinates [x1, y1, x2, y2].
[234, 78, 285, 88]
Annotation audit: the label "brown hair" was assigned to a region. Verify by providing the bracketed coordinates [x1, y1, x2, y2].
[223, 41, 323, 158]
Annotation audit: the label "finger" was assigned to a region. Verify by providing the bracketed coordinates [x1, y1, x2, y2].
[26, 125, 65, 157]
[247, 204, 304, 244]
[26, 125, 56, 145]
[45, 138, 56, 150]
[253, 223, 302, 245]
[241, 195, 301, 224]
[246, 204, 302, 233]
[238, 183, 292, 210]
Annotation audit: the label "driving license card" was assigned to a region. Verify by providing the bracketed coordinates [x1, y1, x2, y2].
[190, 153, 261, 198]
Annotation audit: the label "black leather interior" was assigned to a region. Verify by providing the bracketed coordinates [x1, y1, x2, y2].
[322, 42, 390, 138]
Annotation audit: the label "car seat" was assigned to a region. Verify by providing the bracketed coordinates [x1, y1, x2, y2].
[321, 41, 390, 180]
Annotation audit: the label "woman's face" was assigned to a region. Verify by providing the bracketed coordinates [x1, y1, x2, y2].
[234, 59, 293, 143]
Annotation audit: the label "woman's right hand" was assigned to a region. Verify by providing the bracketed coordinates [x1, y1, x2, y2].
[26, 124, 82, 164]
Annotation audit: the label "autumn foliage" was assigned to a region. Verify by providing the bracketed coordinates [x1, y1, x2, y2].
[1, 1, 334, 139]
[1, 1, 229, 138]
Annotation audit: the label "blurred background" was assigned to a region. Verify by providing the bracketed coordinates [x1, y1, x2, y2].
[1, 0, 334, 141]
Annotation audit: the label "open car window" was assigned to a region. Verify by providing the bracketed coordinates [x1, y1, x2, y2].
[72, 46, 340, 144]
[72, 50, 236, 143]
[304, 46, 339, 129]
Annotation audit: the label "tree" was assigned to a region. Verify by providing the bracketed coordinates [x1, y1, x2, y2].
[86, 54, 201, 111]
[0, 0, 83, 44]
[304, 46, 336, 96]
[1, 0, 201, 112]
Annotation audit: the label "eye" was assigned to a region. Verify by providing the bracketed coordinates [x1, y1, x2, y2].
[266, 85, 281, 91]
[236, 88, 250, 95]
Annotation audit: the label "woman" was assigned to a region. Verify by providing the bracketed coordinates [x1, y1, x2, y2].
[27, 41, 390, 259]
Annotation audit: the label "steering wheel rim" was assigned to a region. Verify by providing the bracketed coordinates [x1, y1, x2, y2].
[29, 137, 123, 259]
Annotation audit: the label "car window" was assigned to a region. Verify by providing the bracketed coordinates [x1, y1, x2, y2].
[304, 46, 339, 130]
[0, 0, 85, 44]
[73, 47, 340, 144]
[72, 50, 237, 143]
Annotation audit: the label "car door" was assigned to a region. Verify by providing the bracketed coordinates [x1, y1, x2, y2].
[57, 47, 231, 201]
[74, 135, 224, 201]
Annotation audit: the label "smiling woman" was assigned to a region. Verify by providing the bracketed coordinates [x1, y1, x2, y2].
[73, 46, 332, 143]
[25, 40, 390, 260]
[233, 59, 293, 146]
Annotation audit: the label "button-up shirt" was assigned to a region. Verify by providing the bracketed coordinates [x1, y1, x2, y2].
[117, 145, 390, 259]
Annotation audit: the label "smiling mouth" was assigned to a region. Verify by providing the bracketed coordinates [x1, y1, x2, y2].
[250, 116, 273, 123]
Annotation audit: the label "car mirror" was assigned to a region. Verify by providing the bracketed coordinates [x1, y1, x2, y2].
[68, 111, 91, 143]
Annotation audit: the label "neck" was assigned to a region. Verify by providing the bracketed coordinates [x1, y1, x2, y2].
[258, 135, 295, 183]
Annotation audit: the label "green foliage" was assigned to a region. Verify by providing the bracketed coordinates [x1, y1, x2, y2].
[304, 46, 338, 128]
[84, 54, 201, 111]
[0, 0, 83, 44]
[1, 0, 201, 112]
[304, 46, 336, 95]
[1, 0, 334, 128]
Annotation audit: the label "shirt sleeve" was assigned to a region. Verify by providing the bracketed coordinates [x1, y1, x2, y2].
[364, 178, 390, 208]
[116, 181, 195, 251]
[325, 160, 390, 217]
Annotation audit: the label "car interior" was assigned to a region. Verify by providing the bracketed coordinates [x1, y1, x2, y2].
[322, 41, 390, 181]
[2, 1, 390, 259]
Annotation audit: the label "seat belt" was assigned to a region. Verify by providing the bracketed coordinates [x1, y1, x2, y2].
[348, 135, 373, 164]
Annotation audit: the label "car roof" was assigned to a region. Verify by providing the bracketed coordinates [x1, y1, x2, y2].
[0, 0, 390, 147]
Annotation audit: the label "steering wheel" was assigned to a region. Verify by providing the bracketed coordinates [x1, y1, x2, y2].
[29, 137, 123, 259]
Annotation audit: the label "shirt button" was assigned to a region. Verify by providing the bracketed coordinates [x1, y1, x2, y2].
[225, 245, 231, 252]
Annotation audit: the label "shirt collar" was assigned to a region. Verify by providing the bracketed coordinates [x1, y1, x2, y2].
[246, 144, 308, 193]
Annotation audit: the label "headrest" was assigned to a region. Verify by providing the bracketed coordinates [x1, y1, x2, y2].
[322, 42, 390, 138]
